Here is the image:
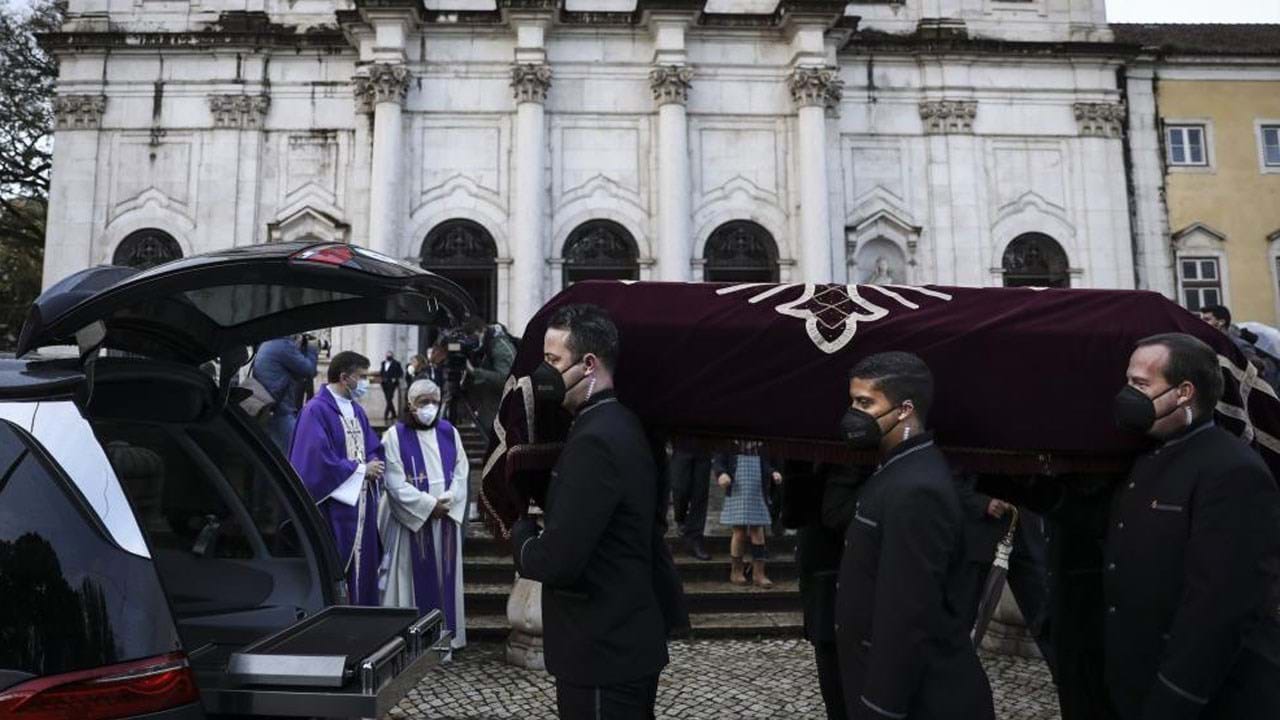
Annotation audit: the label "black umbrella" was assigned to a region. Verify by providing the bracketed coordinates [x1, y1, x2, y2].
[972, 507, 1019, 647]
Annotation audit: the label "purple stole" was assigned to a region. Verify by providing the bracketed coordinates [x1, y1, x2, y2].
[396, 420, 460, 636]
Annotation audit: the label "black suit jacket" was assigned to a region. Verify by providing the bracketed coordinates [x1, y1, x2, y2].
[380, 359, 403, 385]
[835, 435, 993, 720]
[712, 452, 777, 498]
[1104, 422, 1280, 720]
[512, 392, 676, 686]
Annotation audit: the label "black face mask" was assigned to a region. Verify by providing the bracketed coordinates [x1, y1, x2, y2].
[1113, 385, 1179, 434]
[530, 359, 586, 409]
[840, 405, 902, 450]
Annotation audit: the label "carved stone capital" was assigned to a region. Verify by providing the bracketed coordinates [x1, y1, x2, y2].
[919, 100, 977, 135]
[208, 94, 270, 129]
[511, 63, 552, 104]
[1074, 101, 1126, 138]
[789, 66, 842, 110]
[53, 95, 106, 130]
[366, 63, 410, 106]
[649, 64, 694, 107]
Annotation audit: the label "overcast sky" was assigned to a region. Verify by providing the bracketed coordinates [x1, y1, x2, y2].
[1107, 0, 1280, 23]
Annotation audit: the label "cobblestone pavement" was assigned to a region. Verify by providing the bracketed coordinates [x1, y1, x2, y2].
[392, 639, 1060, 719]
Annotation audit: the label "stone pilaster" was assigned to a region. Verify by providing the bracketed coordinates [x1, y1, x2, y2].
[791, 66, 842, 283]
[367, 63, 411, 105]
[1074, 101, 1126, 138]
[53, 95, 106, 130]
[920, 100, 978, 135]
[208, 94, 270, 130]
[653, 64, 694, 282]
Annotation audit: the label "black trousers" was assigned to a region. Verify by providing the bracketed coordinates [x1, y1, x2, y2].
[668, 451, 711, 540]
[381, 382, 397, 418]
[556, 675, 659, 720]
[814, 642, 848, 720]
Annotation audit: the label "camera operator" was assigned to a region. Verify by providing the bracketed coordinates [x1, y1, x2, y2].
[254, 333, 320, 453]
[458, 317, 516, 439]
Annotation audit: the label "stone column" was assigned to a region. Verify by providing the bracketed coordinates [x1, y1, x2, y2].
[362, 63, 409, 359]
[208, 94, 270, 247]
[1123, 66, 1175, 297]
[920, 100, 979, 285]
[651, 65, 694, 282]
[44, 95, 106, 288]
[790, 66, 842, 284]
[1075, 101, 1132, 289]
[509, 62, 552, 333]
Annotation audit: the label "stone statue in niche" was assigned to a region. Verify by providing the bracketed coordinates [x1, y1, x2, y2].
[867, 256, 896, 285]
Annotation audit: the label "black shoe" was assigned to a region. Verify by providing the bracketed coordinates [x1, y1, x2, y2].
[686, 538, 711, 561]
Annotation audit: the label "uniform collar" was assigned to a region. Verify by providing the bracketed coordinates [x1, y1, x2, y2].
[574, 389, 618, 418]
[1153, 417, 1214, 452]
[878, 431, 935, 472]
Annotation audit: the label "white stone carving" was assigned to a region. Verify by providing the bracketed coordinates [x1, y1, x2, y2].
[365, 64, 411, 106]
[649, 65, 694, 106]
[1074, 101, 1126, 138]
[208, 94, 270, 130]
[789, 66, 843, 110]
[511, 63, 552, 104]
[53, 95, 106, 130]
[699, 127, 778, 199]
[920, 100, 978, 134]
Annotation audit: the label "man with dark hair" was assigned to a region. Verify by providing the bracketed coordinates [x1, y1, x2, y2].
[461, 317, 517, 437]
[1198, 304, 1232, 331]
[834, 351, 993, 720]
[511, 303, 686, 719]
[379, 350, 404, 424]
[290, 350, 386, 605]
[1106, 332, 1280, 719]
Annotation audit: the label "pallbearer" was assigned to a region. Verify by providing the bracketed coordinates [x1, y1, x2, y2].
[1106, 333, 1280, 719]
[290, 350, 385, 605]
[378, 378, 470, 653]
[834, 352, 993, 720]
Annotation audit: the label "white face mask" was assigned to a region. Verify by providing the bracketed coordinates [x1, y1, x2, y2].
[351, 378, 370, 399]
[415, 403, 439, 427]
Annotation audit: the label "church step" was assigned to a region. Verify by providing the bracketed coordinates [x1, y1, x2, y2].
[462, 527, 798, 559]
[462, 610, 804, 642]
[461, 553, 798, 586]
[463, 580, 801, 616]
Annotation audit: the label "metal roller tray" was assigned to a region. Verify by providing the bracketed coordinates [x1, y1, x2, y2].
[200, 607, 449, 718]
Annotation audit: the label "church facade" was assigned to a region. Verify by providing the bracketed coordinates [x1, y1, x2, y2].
[41, 0, 1145, 356]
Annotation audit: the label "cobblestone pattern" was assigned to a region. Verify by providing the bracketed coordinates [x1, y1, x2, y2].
[392, 639, 1060, 719]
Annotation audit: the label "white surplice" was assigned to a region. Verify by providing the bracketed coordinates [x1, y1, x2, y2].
[377, 423, 469, 649]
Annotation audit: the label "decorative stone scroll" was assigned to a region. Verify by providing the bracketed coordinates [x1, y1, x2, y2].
[208, 94, 270, 129]
[919, 100, 978, 135]
[649, 64, 694, 106]
[789, 66, 843, 110]
[510, 63, 552, 104]
[53, 95, 106, 130]
[1073, 102, 1126, 138]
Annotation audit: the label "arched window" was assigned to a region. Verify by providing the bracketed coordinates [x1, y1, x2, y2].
[113, 229, 182, 270]
[1002, 233, 1070, 288]
[704, 220, 779, 283]
[562, 220, 639, 286]
[421, 219, 498, 323]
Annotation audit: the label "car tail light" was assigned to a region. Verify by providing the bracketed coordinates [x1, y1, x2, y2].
[292, 244, 354, 266]
[0, 652, 200, 720]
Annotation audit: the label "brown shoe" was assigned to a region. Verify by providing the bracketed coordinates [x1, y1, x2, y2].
[729, 555, 748, 585]
[751, 559, 774, 588]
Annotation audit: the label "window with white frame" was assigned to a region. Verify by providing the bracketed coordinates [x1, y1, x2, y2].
[1167, 125, 1208, 167]
[1262, 125, 1280, 168]
[1179, 256, 1222, 311]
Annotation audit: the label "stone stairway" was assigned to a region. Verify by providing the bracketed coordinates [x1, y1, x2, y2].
[462, 527, 804, 641]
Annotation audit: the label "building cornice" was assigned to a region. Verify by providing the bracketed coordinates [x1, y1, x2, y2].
[841, 29, 1139, 60]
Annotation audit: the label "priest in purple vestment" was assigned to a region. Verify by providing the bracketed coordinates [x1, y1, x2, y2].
[377, 378, 470, 653]
[290, 350, 385, 605]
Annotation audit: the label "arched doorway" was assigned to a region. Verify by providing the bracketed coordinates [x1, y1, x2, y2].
[562, 220, 639, 286]
[704, 220, 779, 283]
[421, 219, 499, 323]
[113, 229, 182, 270]
[1001, 233, 1070, 288]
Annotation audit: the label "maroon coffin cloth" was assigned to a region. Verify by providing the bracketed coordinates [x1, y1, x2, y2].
[477, 281, 1280, 539]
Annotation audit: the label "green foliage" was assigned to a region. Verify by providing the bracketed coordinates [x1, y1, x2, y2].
[0, 0, 64, 350]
